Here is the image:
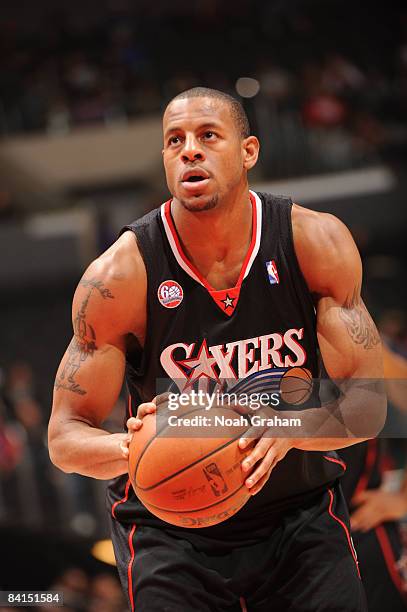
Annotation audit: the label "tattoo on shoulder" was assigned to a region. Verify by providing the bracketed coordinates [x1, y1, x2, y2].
[55, 277, 113, 395]
[339, 290, 381, 350]
[80, 277, 114, 299]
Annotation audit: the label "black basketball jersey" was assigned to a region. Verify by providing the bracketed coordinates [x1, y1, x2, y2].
[107, 191, 344, 542]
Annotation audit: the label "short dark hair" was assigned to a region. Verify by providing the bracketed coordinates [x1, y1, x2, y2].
[166, 87, 250, 139]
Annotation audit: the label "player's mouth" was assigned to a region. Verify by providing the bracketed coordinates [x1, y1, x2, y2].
[180, 169, 210, 193]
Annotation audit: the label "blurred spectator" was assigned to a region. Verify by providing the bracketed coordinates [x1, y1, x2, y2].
[88, 573, 126, 612]
[0, 0, 404, 180]
[302, 92, 347, 128]
[43, 567, 126, 612]
[2, 363, 60, 526]
[51, 567, 90, 611]
[0, 413, 21, 473]
[320, 54, 366, 97]
[6, 361, 35, 402]
[0, 190, 15, 221]
[258, 61, 296, 110]
[378, 310, 407, 356]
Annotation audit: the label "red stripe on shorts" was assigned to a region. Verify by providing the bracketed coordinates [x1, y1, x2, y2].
[323, 455, 347, 471]
[111, 478, 131, 519]
[127, 524, 137, 612]
[327, 488, 361, 578]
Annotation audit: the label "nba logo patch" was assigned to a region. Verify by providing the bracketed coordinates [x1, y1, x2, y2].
[266, 260, 280, 285]
[157, 280, 183, 308]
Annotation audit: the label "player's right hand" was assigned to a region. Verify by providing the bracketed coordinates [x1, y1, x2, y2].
[127, 401, 157, 433]
[119, 400, 157, 460]
[121, 393, 171, 460]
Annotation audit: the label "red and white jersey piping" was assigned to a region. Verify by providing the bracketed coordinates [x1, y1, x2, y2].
[160, 190, 262, 289]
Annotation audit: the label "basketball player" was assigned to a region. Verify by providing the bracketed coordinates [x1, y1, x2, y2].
[49, 88, 385, 611]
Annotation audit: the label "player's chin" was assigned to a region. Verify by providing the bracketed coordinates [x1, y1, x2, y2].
[178, 192, 219, 212]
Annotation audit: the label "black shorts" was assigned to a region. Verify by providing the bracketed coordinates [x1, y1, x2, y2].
[353, 521, 407, 612]
[110, 484, 366, 612]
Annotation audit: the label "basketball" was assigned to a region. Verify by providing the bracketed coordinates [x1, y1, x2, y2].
[279, 367, 313, 405]
[128, 398, 252, 528]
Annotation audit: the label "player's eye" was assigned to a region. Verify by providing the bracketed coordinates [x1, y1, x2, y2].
[169, 135, 181, 145]
[202, 131, 215, 140]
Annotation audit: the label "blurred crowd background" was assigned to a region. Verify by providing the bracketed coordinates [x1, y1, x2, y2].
[0, 0, 406, 609]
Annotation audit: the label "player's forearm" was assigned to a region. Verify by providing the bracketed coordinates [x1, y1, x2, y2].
[49, 421, 129, 479]
[256, 378, 387, 440]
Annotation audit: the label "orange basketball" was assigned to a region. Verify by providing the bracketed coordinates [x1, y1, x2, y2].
[279, 367, 313, 405]
[128, 398, 252, 528]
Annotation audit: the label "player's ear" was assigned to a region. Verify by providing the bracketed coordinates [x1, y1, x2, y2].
[242, 136, 259, 170]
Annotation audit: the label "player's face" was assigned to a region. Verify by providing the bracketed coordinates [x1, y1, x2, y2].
[162, 98, 256, 212]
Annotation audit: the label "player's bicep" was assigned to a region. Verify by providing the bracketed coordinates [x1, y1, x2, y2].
[52, 268, 131, 427]
[293, 207, 382, 378]
[53, 335, 126, 427]
[317, 295, 383, 379]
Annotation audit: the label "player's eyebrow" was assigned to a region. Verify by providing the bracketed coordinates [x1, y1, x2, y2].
[164, 121, 223, 139]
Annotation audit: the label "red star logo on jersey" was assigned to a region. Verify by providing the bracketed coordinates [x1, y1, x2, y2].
[210, 287, 240, 316]
[178, 339, 220, 388]
[221, 294, 235, 310]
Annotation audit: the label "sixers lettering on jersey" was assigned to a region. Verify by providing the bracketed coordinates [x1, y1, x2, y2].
[160, 328, 306, 391]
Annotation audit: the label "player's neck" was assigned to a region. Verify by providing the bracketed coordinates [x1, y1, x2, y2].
[171, 189, 253, 288]
[171, 187, 253, 271]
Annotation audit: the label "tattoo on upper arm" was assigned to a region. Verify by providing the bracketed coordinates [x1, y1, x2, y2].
[55, 279, 115, 395]
[339, 290, 380, 350]
[80, 277, 114, 299]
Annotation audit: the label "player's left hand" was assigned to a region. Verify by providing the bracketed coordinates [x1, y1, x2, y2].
[238, 433, 294, 495]
[350, 489, 407, 532]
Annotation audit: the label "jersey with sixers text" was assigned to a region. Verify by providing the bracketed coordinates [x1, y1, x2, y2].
[107, 191, 344, 542]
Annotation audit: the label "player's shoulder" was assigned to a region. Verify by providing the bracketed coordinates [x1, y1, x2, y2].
[292, 203, 352, 249]
[291, 203, 361, 296]
[91, 230, 145, 285]
[72, 231, 146, 335]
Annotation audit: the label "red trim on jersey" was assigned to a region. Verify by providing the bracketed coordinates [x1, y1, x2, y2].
[327, 488, 360, 578]
[127, 524, 137, 612]
[323, 455, 347, 471]
[375, 525, 406, 598]
[354, 439, 377, 496]
[162, 193, 258, 315]
[111, 479, 131, 519]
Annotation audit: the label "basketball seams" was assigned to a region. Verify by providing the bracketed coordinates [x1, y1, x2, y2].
[279, 367, 313, 405]
[142, 483, 248, 514]
[135, 409, 250, 491]
[132, 404, 210, 478]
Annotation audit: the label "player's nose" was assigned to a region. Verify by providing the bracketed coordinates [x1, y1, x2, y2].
[181, 134, 205, 162]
